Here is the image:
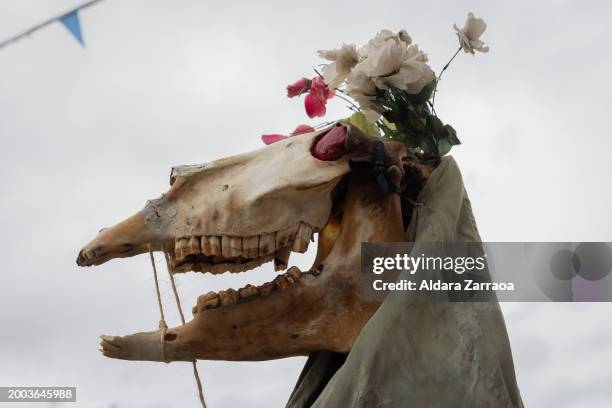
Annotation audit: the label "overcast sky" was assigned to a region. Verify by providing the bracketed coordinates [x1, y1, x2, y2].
[1, 0, 611, 407]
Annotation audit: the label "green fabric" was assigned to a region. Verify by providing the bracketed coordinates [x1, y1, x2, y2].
[286, 157, 523, 408]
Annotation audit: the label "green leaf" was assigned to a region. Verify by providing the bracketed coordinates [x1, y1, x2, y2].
[428, 115, 445, 137]
[436, 125, 461, 156]
[348, 112, 380, 137]
[444, 124, 460, 145]
[437, 138, 453, 156]
[375, 85, 462, 160]
[381, 117, 397, 131]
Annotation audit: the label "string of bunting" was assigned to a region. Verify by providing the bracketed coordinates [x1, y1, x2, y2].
[0, 0, 106, 50]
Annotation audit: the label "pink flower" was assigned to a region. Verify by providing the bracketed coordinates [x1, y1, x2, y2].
[286, 78, 311, 98]
[304, 77, 335, 118]
[261, 124, 316, 145]
[261, 134, 287, 145]
[292, 124, 316, 135]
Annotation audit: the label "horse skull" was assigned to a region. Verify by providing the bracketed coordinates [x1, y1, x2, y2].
[77, 123, 417, 362]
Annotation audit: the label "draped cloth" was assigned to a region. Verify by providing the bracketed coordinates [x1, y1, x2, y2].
[286, 156, 524, 408]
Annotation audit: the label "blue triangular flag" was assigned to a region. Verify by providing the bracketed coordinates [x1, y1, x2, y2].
[59, 11, 84, 46]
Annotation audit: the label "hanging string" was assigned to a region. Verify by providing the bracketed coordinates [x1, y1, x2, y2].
[163, 252, 207, 408]
[148, 248, 168, 363]
[147, 247, 207, 408]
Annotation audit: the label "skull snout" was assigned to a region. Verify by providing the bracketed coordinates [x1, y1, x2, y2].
[77, 242, 136, 266]
[76, 212, 156, 267]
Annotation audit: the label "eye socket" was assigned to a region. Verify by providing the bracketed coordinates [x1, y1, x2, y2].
[311, 124, 347, 161]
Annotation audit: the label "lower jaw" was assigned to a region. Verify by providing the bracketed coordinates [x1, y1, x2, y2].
[101, 268, 339, 362]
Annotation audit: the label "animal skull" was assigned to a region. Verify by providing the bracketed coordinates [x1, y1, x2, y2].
[77, 122, 420, 362]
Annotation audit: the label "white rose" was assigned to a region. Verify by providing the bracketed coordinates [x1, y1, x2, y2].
[359, 30, 413, 77]
[405, 43, 429, 62]
[346, 68, 382, 122]
[454, 12, 490, 54]
[373, 45, 434, 95]
[359, 29, 412, 58]
[318, 43, 359, 88]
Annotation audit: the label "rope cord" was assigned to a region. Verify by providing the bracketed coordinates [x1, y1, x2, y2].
[148, 247, 207, 408]
[147, 249, 168, 363]
[164, 252, 207, 408]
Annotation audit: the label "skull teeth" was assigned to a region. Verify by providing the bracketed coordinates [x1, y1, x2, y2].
[175, 238, 188, 260]
[274, 247, 292, 271]
[258, 233, 276, 257]
[273, 275, 291, 290]
[194, 291, 220, 314]
[276, 224, 299, 249]
[176, 254, 275, 275]
[242, 236, 259, 259]
[287, 266, 303, 280]
[173, 222, 316, 272]
[221, 236, 242, 258]
[201, 236, 221, 256]
[218, 289, 239, 306]
[238, 284, 259, 300]
[191, 265, 322, 316]
[292, 223, 313, 253]
[186, 236, 201, 256]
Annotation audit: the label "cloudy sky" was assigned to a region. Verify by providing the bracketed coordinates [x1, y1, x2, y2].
[1, 0, 611, 407]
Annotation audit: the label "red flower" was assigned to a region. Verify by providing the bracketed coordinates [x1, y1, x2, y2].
[312, 124, 347, 160]
[305, 77, 335, 118]
[286, 78, 311, 98]
[291, 124, 316, 135]
[261, 134, 287, 145]
[261, 124, 316, 145]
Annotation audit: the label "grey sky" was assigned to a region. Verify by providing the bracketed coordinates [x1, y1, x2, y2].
[1, 0, 611, 407]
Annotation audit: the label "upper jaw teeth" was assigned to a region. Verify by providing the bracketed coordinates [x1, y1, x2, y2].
[172, 222, 315, 274]
[274, 247, 291, 271]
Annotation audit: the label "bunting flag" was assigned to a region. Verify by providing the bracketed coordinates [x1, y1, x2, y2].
[59, 11, 84, 46]
[0, 0, 105, 50]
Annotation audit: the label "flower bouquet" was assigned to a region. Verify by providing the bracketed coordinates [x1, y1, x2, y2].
[263, 12, 489, 164]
